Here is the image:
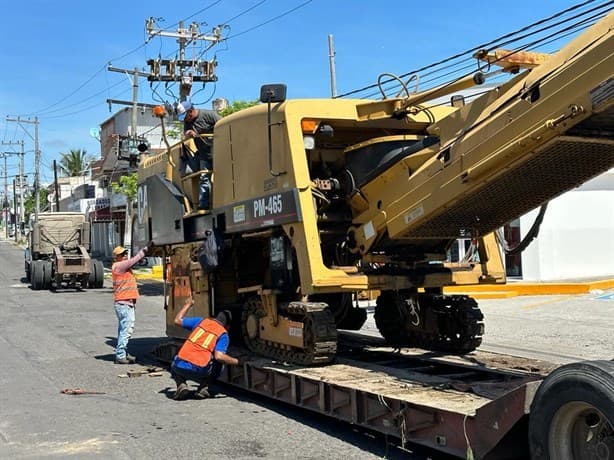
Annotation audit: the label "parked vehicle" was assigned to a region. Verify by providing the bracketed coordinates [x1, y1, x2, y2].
[25, 212, 104, 290]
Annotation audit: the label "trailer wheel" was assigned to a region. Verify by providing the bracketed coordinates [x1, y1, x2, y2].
[529, 360, 614, 460]
[31, 260, 45, 290]
[42, 261, 53, 289]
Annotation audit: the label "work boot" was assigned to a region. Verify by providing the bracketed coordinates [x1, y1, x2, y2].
[194, 384, 210, 399]
[173, 383, 190, 401]
[115, 357, 131, 364]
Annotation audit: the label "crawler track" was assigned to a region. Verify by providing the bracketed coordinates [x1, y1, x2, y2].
[242, 297, 338, 365]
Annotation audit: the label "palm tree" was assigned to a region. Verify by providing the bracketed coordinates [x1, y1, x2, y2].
[58, 149, 93, 177]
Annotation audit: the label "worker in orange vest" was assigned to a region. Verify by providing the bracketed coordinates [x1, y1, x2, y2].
[111, 241, 153, 364]
[171, 296, 244, 400]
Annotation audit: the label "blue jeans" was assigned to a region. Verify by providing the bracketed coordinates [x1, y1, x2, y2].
[171, 358, 223, 385]
[114, 302, 135, 359]
[199, 173, 211, 209]
[180, 153, 212, 210]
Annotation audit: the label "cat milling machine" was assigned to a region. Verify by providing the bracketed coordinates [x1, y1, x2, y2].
[134, 12, 613, 365]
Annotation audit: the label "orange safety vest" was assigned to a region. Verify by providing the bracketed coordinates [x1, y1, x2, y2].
[112, 265, 140, 303]
[177, 318, 226, 367]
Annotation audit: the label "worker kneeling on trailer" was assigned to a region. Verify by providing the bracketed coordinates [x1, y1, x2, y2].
[170, 296, 244, 400]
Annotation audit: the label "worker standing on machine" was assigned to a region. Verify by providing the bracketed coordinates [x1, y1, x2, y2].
[176, 101, 221, 210]
[170, 296, 244, 400]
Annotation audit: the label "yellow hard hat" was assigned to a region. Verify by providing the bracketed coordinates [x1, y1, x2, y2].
[113, 246, 127, 257]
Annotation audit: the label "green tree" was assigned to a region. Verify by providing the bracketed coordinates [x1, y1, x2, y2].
[58, 149, 94, 177]
[111, 173, 137, 201]
[112, 173, 138, 250]
[219, 100, 259, 117]
[24, 188, 49, 222]
[165, 121, 183, 141]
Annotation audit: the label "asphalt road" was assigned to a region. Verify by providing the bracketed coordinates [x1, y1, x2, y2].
[1, 237, 612, 459]
[0, 239, 438, 460]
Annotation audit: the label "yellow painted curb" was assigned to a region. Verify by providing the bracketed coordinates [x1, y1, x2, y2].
[460, 291, 519, 299]
[105, 268, 163, 280]
[444, 279, 614, 298]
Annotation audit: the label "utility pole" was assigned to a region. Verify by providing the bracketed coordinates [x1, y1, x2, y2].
[106, 67, 151, 137]
[12, 179, 17, 242]
[103, 19, 223, 253]
[19, 141, 25, 228]
[328, 34, 338, 98]
[2, 154, 7, 238]
[53, 160, 60, 212]
[144, 18, 222, 100]
[131, 67, 139, 137]
[2, 141, 25, 233]
[6, 117, 40, 222]
[1, 144, 25, 238]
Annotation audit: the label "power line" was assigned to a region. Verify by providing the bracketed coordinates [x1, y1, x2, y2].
[360, 12, 601, 101]
[149, 0, 224, 36]
[36, 80, 126, 117]
[221, 0, 267, 24]
[225, 0, 313, 40]
[40, 88, 132, 120]
[15, 0, 302, 122]
[338, 0, 611, 99]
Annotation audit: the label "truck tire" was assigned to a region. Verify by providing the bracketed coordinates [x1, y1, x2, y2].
[88, 261, 96, 288]
[89, 259, 104, 289]
[31, 260, 45, 290]
[24, 248, 31, 281]
[528, 360, 614, 460]
[42, 261, 53, 289]
[95, 259, 105, 288]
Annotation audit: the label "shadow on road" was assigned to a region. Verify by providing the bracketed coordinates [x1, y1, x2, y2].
[94, 334, 456, 459]
[97, 336, 170, 365]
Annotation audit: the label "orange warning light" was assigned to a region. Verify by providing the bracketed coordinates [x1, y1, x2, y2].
[153, 105, 167, 117]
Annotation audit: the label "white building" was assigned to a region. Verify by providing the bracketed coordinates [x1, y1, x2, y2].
[519, 169, 614, 281]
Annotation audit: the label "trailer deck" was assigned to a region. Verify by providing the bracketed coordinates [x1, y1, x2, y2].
[213, 333, 557, 458]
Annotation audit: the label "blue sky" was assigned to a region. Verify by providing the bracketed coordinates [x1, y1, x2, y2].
[0, 0, 605, 185]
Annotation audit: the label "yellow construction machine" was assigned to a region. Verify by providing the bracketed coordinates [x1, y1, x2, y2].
[135, 11, 613, 364]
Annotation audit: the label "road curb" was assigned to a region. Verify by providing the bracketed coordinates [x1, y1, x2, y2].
[444, 278, 614, 298]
